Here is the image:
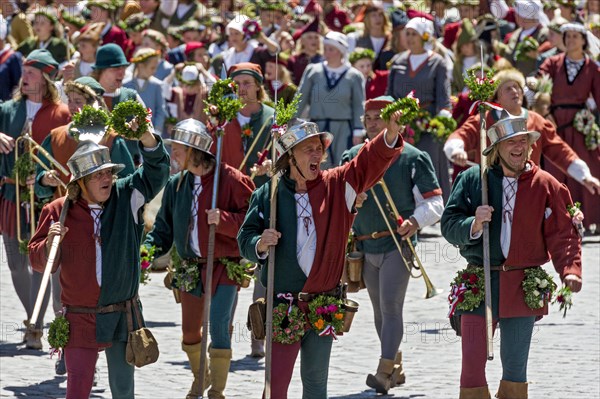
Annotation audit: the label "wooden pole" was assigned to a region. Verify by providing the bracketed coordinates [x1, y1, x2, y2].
[29, 199, 71, 327]
[198, 129, 224, 396]
[479, 107, 494, 361]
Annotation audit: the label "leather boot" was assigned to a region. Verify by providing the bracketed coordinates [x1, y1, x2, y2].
[460, 386, 491, 399]
[25, 328, 43, 350]
[366, 358, 395, 394]
[495, 380, 528, 399]
[207, 347, 232, 399]
[250, 338, 265, 358]
[390, 351, 406, 386]
[182, 342, 210, 399]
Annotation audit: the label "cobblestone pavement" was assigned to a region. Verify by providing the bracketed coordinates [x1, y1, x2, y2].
[1, 226, 598, 398]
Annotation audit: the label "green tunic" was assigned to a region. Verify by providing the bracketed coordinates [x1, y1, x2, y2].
[341, 142, 440, 253]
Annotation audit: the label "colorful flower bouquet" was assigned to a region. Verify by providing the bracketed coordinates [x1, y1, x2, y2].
[204, 78, 243, 132]
[380, 90, 421, 126]
[139, 245, 158, 285]
[568, 201, 585, 238]
[307, 295, 345, 339]
[243, 19, 262, 41]
[464, 68, 498, 103]
[448, 267, 485, 317]
[109, 100, 152, 139]
[272, 302, 306, 345]
[170, 249, 201, 292]
[522, 267, 557, 310]
[573, 109, 599, 151]
[553, 286, 573, 318]
[408, 110, 457, 144]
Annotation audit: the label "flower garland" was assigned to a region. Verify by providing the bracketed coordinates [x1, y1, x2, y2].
[522, 267, 557, 310]
[553, 286, 573, 318]
[514, 37, 539, 62]
[222, 257, 255, 286]
[380, 90, 421, 126]
[349, 48, 375, 65]
[170, 249, 201, 292]
[204, 78, 243, 131]
[243, 19, 262, 41]
[307, 295, 345, 339]
[131, 49, 161, 64]
[48, 314, 70, 358]
[140, 245, 158, 285]
[272, 297, 306, 345]
[109, 100, 151, 140]
[573, 109, 599, 151]
[448, 267, 485, 317]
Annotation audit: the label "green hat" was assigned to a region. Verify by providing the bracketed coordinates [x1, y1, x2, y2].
[68, 76, 106, 96]
[457, 18, 477, 48]
[92, 43, 130, 70]
[24, 49, 59, 79]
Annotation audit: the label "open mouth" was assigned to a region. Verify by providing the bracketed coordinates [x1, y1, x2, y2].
[509, 150, 523, 161]
[309, 163, 318, 173]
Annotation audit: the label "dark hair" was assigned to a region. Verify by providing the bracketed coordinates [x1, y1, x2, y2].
[563, 30, 588, 50]
[190, 148, 215, 169]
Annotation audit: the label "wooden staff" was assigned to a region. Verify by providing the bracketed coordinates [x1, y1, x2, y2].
[479, 106, 494, 361]
[29, 199, 71, 327]
[198, 128, 225, 395]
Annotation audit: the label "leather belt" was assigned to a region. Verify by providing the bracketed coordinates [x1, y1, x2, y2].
[355, 230, 393, 241]
[184, 258, 208, 264]
[0, 177, 16, 185]
[66, 302, 128, 314]
[467, 263, 522, 272]
[295, 284, 346, 302]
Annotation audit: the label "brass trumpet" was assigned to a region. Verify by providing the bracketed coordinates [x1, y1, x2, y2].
[14, 121, 70, 245]
[370, 179, 443, 299]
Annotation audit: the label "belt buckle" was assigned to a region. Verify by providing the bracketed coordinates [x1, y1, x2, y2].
[502, 264, 509, 272]
[298, 292, 311, 302]
[371, 231, 378, 239]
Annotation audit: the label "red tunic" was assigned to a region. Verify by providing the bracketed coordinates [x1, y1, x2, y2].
[365, 70, 389, 100]
[539, 53, 600, 228]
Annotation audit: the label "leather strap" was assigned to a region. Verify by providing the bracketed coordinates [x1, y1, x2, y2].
[467, 263, 530, 272]
[355, 230, 393, 241]
[126, 296, 143, 332]
[66, 303, 127, 314]
[297, 284, 347, 302]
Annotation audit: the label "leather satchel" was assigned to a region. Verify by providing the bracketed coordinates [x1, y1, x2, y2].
[125, 299, 159, 367]
[247, 298, 266, 340]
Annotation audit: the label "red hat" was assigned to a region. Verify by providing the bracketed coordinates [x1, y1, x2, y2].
[365, 96, 394, 112]
[292, 16, 320, 41]
[228, 62, 264, 84]
[266, 53, 289, 68]
[184, 41, 204, 57]
[354, 2, 384, 23]
[406, 9, 434, 21]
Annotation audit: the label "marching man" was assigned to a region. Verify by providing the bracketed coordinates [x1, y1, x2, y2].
[441, 117, 582, 399]
[238, 114, 404, 398]
[341, 96, 444, 394]
[28, 121, 169, 398]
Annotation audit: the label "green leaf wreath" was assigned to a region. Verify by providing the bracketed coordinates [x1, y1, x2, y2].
[70, 105, 110, 141]
[272, 303, 306, 345]
[275, 92, 302, 128]
[48, 315, 70, 353]
[380, 91, 421, 126]
[204, 78, 244, 131]
[449, 267, 485, 313]
[307, 295, 345, 337]
[11, 151, 35, 186]
[514, 37, 539, 62]
[108, 100, 150, 139]
[522, 267, 557, 310]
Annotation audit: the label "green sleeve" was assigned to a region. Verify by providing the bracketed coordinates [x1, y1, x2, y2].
[237, 185, 269, 264]
[413, 151, 441, 194]
[441, 168, 479, 246]
[144, 178, 175, 258]
[110, 136, 136, 177]
[34, 135, 57, 199]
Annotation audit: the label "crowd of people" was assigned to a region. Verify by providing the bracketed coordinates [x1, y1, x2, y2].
[0, 0, 597, 398]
